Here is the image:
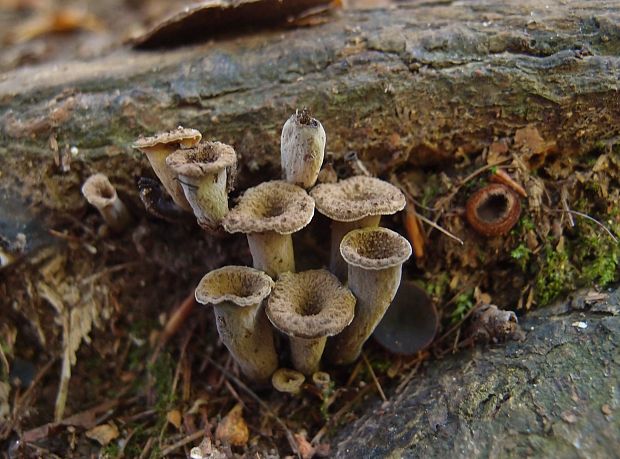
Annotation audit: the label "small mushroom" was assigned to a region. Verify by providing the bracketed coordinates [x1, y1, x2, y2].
[195, 266, 278, 383]
[266, 270, 355, 375]
[327, 227, 412, 365]
[281, 108, 326, 189]
[272, 368, 305, 395]
[133, 127, 201, 211]
[372, 281, 438, 355]
[311, 371, 331, 392]
[166, 141, 237, 229]
[465, 183, 521, 237]
[221, 181, 315, 278]
[310, 176, 406, 281]
[81, 173, 132, 233]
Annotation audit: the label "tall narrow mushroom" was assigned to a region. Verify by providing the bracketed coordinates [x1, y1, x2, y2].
[266, 270, 355, 375]
[133, 127, 201, 211]
[166, 141, 237, 229]
[327, 227, 412, 365]
[281, 108, 326, 189]
[195, 266, 277, 383]
[310, 176, 406, 281]
[221, 181, 315, 278]
[81, 173, 132, 232]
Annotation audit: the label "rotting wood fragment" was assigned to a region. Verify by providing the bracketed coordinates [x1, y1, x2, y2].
[131, 0, 335, 49]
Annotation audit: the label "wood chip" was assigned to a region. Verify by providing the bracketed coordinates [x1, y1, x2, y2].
[85, 423, 119, 446]
[215, 403, 249, 447]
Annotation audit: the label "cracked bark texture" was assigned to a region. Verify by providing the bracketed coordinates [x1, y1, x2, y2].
[0, 0, 619, 216]
[333, 289, 620, 458]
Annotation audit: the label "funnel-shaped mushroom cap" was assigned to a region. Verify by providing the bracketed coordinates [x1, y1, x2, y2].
[133, 127, 201, 151]
[195, 266, 274, 307]
[166, 141, 236, 179]
[267, 270, 355, 339]
[222, 181, 314, 235]
[341, 227, 412, 270]
[81, 173, 117, 208]
[310, 176, 406, 222]
[272, 368, 305, 394]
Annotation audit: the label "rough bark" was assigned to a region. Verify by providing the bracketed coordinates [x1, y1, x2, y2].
[1, 0, 619, 214]
[333, 288, 620, 458]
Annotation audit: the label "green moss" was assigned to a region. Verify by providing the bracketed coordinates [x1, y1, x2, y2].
[534, 241, 575, 305]
[450, 290, 474, 324]
[149, 352, 177, 414]
[422, 272, 450, 301]
[511, 243, 532, 272]
[100, 443, 121, 459]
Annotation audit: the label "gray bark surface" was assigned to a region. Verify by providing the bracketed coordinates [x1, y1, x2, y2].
[333, 290, 620, 458]
[1, 0, 619, 214]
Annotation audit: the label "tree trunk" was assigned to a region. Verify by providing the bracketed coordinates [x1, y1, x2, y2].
[1, 0, 619, 214]
[333, 288, 620, 458]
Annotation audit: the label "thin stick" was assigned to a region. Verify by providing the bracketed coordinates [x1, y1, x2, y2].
[415, 212, 464, 245]
[547, 208, 618, 243]
[206, 357, 300, 458]
[362, 353, 387, 402]
[160, 429, 206, 456]
[311, 384, 373, 445]
[395, 359, 422, 395]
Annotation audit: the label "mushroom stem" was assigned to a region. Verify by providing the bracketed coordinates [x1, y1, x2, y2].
[212, 301, 277, 383]
[327, 227, 411, 365]
[177, 169, 229, 228]
[289, 336, 326, 376]
[142, 146, 192, 211]
[330, 267, 402, 364]
[329, 215, 380, 281]
[247, 232, 295, 277]
[81, 174, 132, 233]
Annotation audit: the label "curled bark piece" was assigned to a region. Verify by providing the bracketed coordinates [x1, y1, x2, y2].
[137, 177, 188, 223]
[465, 184, 521, 237]
[81, 173, 132, 232]
[195, 266, 277, 383]
[281, 108, 326, 189]
[266, 269, 355, 375]
[310, 176, 406, 280]
[327, 227, 412, 365]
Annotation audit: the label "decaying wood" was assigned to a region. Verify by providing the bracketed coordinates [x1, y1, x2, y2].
[333, 288, 620, 457]
[1, 0, 619, 215]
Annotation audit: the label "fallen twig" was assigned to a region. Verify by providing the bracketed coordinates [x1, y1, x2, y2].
[160, 429, 207, 456]
[547, 208, 617, 242]
[362, 353, 387, 402]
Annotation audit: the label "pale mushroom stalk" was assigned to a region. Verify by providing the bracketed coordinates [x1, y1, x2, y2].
[133, 127, 202, 211]
[267, 270, 355, 375]
[289, 337, 326, 376]
[310, 176, 406, 282]
[195, 266, 277, 383]
[222, 180, 315, 278]
[81, 173, 132, 233]
[281, 108, 326, 189]
[166, 142, 237, 229]
[329, 214, 380, 280]
[247, 232, 295, 276]
[327, 228, 412, 365]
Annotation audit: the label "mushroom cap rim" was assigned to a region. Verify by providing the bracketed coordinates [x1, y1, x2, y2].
[166, 141, 237, 177]
[195, 266, 274, 308]
[340, 227, 412, 270]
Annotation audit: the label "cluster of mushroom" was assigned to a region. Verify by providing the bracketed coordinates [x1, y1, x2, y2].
[130, 110, 412, 388]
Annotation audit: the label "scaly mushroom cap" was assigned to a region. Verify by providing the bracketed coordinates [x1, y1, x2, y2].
[310, 176, 406, 222]
[267, 270, 355, 339]
[133, 126, 202, 151]
[166, 141, 237, 178]
[81, 173, 117, 208]
[222, 181, 315, 235]
[195, 266, 274, 307]
[272, 368, 305, 394]
[340, 227, 412, 270]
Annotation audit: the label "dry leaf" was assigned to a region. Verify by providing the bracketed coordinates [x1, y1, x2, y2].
[85, 423, 119, 446]
[215, 403, 249, 447]
[166, 409, 182, 429]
